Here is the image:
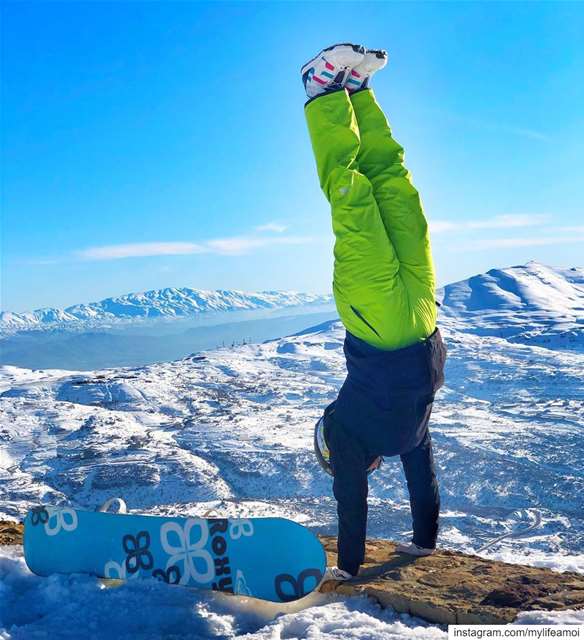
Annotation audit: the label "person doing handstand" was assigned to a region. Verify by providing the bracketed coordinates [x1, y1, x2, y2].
[303, 43, 447, 580]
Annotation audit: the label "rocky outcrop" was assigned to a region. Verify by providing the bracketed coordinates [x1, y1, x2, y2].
[319, 536, 584, 624]
[2, 522, 582, 625]
[0, 521, 22, 546]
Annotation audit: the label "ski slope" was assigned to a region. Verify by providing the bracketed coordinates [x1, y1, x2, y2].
[1, 262, 583, 637]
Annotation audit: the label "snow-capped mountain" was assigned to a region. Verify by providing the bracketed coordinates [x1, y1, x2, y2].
[3, 262, 581, 352]
[438, 262, 584, 349]
[0, 289, 333, 334]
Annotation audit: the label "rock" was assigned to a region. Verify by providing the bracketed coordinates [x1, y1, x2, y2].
[0, 520, 23, 545]
[319, 536, 584, 625]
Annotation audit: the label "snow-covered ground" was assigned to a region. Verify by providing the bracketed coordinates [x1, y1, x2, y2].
[2, 549, 581, 640]
[1, 263, 583, 637]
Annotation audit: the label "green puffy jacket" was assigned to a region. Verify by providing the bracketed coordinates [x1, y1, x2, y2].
[305, 88, 436, 350]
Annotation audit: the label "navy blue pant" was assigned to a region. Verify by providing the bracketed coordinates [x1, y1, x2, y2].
[327, 415, 440, 576]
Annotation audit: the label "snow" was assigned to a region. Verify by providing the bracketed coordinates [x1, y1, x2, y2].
[1, 546, 581, 639]
[5, 317, 580, 554]
[1, 262, 583, 637]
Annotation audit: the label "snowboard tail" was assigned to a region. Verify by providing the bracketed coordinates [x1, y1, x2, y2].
[23, 506, 326, 603]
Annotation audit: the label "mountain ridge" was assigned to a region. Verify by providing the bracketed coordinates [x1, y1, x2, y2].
[0, 288, 334, 334]
[2, 262, 582, 350]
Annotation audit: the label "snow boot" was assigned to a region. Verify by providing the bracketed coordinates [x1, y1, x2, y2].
[322, 566, 353, 582]
[301, 43, 365, 99]
[396, 542, 435, 557]
[346, 48, 388, 92]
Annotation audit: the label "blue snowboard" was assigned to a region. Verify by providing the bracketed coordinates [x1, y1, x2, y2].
[23, 506, 326, 602]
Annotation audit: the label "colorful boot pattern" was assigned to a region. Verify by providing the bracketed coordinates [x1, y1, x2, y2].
[301, 43, 365, 99]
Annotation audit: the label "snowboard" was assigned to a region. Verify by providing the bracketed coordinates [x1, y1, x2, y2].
[23, 505, 326, 603]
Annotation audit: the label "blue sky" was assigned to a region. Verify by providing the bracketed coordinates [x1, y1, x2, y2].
[2, 1, 583, 312]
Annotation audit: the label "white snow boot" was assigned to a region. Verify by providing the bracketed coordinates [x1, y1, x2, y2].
[345, 48, 388, 92]
[322, 566, 353, 582]
[301, 43, 365, 99]
[395, 542, 435, 557]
